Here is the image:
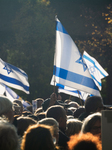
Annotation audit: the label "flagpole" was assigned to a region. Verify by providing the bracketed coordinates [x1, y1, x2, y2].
[77, 90, 83, 107]
[69, 95, 71, 101]
[53, 48, 56, 94]
[53, 15, 58, 94]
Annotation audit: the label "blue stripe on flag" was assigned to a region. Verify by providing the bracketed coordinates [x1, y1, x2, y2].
[0, 74, 29, 92]
[77, 90, 81, 95]
[56, 83, 64, 89]
[56, 21, 68, 34]
[83, 55, 106, 77]
[91, 74, 101, 86]
[8, 63, 28, 77]
[5, 85, 19, 99]
[58, 85, 82, 95]
[68, 90, 81, 95]
[53, 66, 98, 90]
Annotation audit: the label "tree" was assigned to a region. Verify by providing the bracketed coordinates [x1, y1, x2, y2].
[75, 3, 112, 104]
[1, 0, 112, 104]
[3, 0, 56, 101]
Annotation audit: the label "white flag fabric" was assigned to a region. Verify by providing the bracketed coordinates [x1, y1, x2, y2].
[5, 84, 20, 102]
[57, 83, 89, 100]
[83, 51, 109, 90]
[0, 58, 29, 94]
[5, 84, 30, 108]
[50, 18, 100, 96]
[0, 82, 21, 102]
[22, 100, 30, 108]
[0, 82, 30, 107]
[0, 83, 5, 95]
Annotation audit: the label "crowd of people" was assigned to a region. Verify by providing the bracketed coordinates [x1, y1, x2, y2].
[0, 92, 110, 150]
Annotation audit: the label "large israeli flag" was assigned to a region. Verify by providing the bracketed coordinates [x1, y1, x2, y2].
[0, 58, 29, 94]
[50, 18, 100, 96]
[83, 51, 109, 90]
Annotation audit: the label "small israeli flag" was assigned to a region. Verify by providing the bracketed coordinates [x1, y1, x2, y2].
[0, 58, 29, 94]
[83, 51, 109, 90]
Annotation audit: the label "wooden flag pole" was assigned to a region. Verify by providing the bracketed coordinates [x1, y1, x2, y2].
[69, 95, 71, 101]
[53, 16, 58, 94]
[77, 90, 83, 107]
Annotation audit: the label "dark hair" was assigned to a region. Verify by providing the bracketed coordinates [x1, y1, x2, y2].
[85, 96, 103, 113]
[35, 112, 46, 120]
[35, 98, 44, 103]
[17, 116, 37, 137]
[0, 120, 18, 150]
[46, 105, 64, 122]
[34, 107, 43, 115]
[81, 112, 101, 133]
[74, 107, 85, 118]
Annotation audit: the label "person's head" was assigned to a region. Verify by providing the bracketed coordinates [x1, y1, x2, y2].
[66, 108, 74, 116]
[66, 119, 82, 137]
[17, 116, 37, 137]
[67, 115, 74, 120]
[74, 106, 85, 118]
[38, 117, 59, 144]
[42, 95, 70, 112]
[35, 112, 46, 120]
[0, 118, 19, 150]
[46, 105, 67, 131]
[85, 96, 104, 114]
[67, 133, 102, 150]
[35, 98, 44, 108]
[34, 107, 43, 115]
[26, 105, 33, 113]
[81, 112, 101, 138]
[0, 96, 14, 123]
[21, 124, 55, 150]
[27, 114, 38, 121]
[22, 111, 32, 116]
[13, 102, 21, 115]
[68, 101, 80, 109]
[68, 107, 77, 113]
[64, 99, 71, 104]
[13, 99, 23, 115]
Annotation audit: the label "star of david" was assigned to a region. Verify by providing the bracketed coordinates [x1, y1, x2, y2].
[76, 56, 87, 72]
[88, 65, 95, 74]
[3, 64, 12, 74]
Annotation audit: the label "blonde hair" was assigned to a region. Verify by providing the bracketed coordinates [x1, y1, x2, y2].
[21, 124, 54, 150]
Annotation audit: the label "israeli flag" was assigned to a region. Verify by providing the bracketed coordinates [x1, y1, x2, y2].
[22, 100, 30, 108]
[57, 83, 89, 101]
[50, 17, 100, 96]
[0, 83, 6, 95]
[0, 83, 30, 107]
[83, 51, 109, 90]
[0, 82, 20, 102]
[0, 58, 29, 94]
